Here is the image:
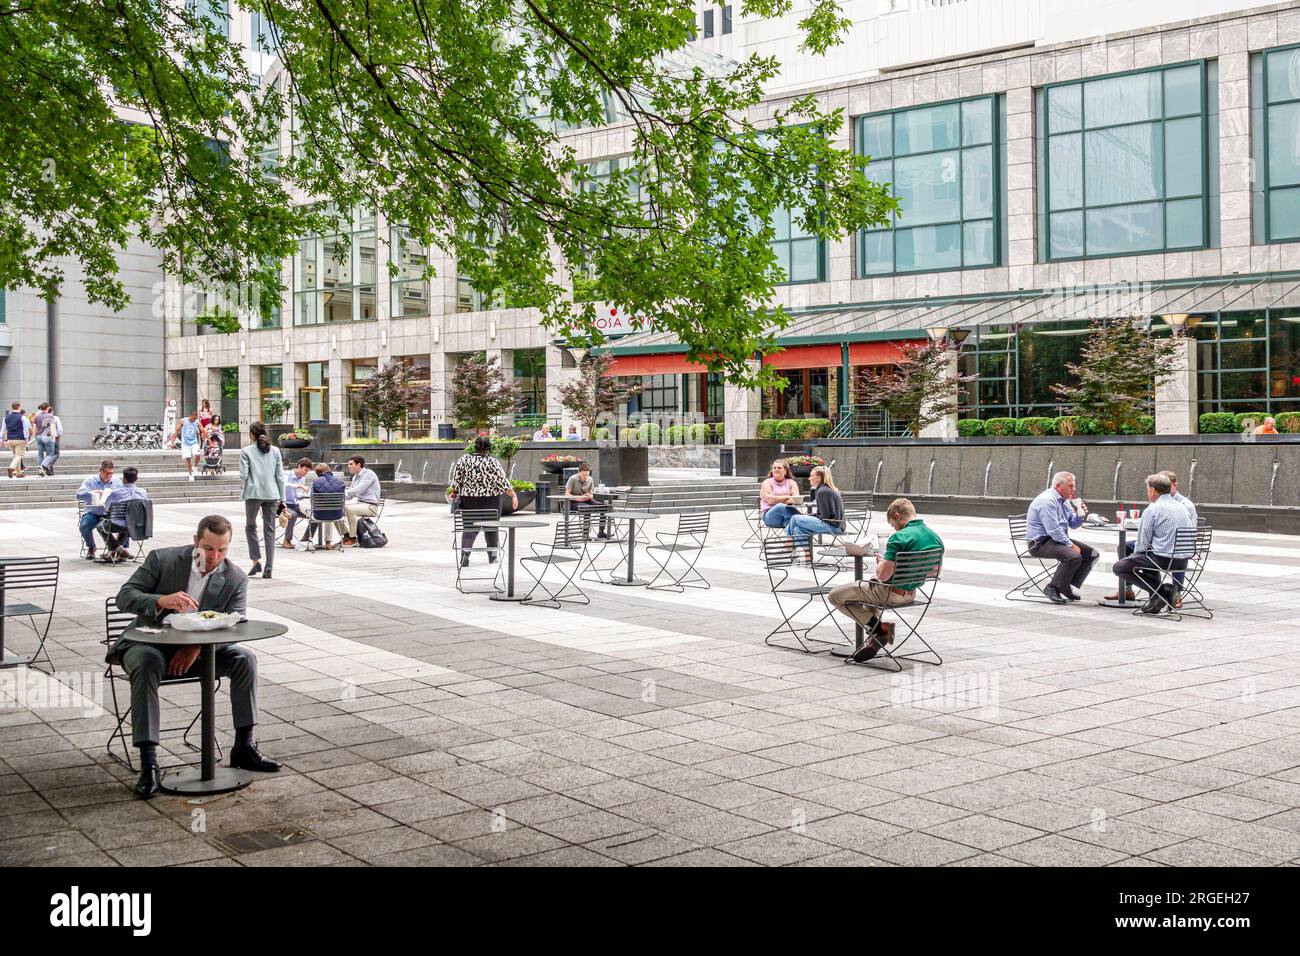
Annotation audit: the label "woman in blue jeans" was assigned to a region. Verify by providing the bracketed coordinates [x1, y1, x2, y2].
[760, 459, 801, 528]
[786, 466, 844, 553]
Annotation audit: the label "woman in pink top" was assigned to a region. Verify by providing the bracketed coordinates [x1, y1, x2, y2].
[760, 459, 801, 528]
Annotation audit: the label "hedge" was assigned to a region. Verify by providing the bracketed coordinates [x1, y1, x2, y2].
[714, 422, 725, 442]
[1198, 412, 1237, 434]
[1120, 415, 1155, 435]
[957, 419, 985, 437]
[1016, 417, 1057, 437]
[757, 418, 830, 441]
[636, 422, 661, 444]
[1054, 416, 1102, 436]
[1233, 411, 1269, 432]
[983, 417, 1018, 437]
[687, 423, 710, 443]
[1277, 412, 1300, 433]
[593, 426, 611, 440]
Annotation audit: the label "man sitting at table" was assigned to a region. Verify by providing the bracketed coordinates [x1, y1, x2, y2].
[98, 466, 149, 561]
[76, 459, 120, 562]
[829, 497, 944, 662]
[281, 457, 313, 548]
[340, 455, 382, 547]
[563, 462, 601, 538]
[1026, 471, 1098, 605]
[111, 514, 280, 799]
[1112, 473, 1196, 614]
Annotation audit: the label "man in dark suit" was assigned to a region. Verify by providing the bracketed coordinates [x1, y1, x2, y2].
[112, 514, 281, 799]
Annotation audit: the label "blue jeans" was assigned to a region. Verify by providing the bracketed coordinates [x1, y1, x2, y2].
[79, 511, 102, 550]
[34, 435, 57, 470]
[786, 514, 839, 547]
[763, 504, 797, 528]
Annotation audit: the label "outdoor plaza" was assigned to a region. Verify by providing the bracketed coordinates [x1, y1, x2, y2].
[3, 488, 1300, 868]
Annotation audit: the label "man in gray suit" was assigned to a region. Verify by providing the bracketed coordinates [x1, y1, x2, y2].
[112, 514, 281, 799]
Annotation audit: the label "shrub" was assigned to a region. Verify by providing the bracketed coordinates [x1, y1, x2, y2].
[637, 422, 661, 444]
[464, 435, 522, 460]
[221, 422, 239, 433]
[756, 419, 780, 440]
[666, 424, 686, 445]
[1055, 415, 1102, 436]
[714, 422, 725, 443]
[1276, 411, 1300, 433]
[509, 479, 536, 491]
[1198, 412, 1237, 434]
[984, 417, 1018, 437]
[687, 423, 710, 443]
[801, 418, 830, 439]
[278, 429, 312, 443]
[618, 425, 639, 441]
[1016, 417, 1058, 437]
[785, 454, 826, 468]
[547, 425, 561, 438]
[593, 426, 611, 440]
[1233, 411, 1269, 433]
[957, 419, 985, 437]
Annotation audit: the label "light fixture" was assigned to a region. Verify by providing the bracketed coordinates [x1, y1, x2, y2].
[1159, 313, 1190, 335]
[330, 333, 338, 350]
[284, 335, 291, 354]
[1134, 315, 1154, 332]
[489, 320, 497, 340]
[380, 329, 387, 348]
[240, 340, 246, 358]
[926, 326, 970, 349]
[197, 344, 204, 362]
[433, 324, 440, 344]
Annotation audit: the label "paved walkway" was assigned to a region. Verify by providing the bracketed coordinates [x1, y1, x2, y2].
[2, 500, 1299, 867]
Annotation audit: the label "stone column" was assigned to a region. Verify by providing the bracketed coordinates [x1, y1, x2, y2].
[328, 357, 345, 427]
[547, 346, 581, 436]
[429, 350, 458, 427]
[1156, 336, 1198, 435]
[919, 350, 959, 440]
[723, 360, 761, 442]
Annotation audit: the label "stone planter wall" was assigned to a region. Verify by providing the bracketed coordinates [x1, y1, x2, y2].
[328, 441, 648, 489]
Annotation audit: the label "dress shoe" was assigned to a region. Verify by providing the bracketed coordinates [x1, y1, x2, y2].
[249, 561, 263, 576]
[229, 743, 281, 772]
[1043, 585, 1069, 605]
[1104, 589, 1136, 602]
[341, 536, 358, 547]
[134, 764, 161, 799]
[281, 540, 296, 550]
[262, 568, 272, 579]
[1064, 588, 1081, 602]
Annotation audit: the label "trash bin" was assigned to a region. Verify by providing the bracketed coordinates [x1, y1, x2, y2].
[535, 480, 552, 515]
[719, 447, 735, 476]
[436, 423, 455, 440]
[562, 466, 579, 490]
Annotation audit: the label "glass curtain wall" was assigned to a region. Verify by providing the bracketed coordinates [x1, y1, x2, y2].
[390, 227, 431, 318]
[1252, 45, 1300, 243]
[294, 206, 378, 325]
[298, 361, 329, 425]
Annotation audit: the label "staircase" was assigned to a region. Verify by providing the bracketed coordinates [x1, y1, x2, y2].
[0, 450, 243, 510]
[639, 475, 760, 514]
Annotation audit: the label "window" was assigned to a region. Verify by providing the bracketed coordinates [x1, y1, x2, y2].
[514, 349, 547, 416]
[250, 9, 278, 53]
[399, 356, 433, 438]
[298, 361, 329, 425]
[0, 288, 5, 324]
[722, 4, 733, 34]
[1039, 63, 1216, 260]
[956, 322, 1091, 419]
[1253, 46, 1300, 243]
[574, 157, 643, 299]
[345, 359, 378, 437]
[390, 227, 431, 318]
[703, 9, 714, 38]
[1195, 309, 1300, 416]
[293, 207, 377, 324]
[186, 0, 228, 37]
[858, 96, 1002, 275]
[626, 375, 679, 415]
[258, 365, 283, 421]
[249, 258, 282, 329]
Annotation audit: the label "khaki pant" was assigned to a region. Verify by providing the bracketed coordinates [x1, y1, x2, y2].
[828, 580, 915, 631]
[345, 501, 381, 537]
[7, 439, 26, 474]
[298, 499, 346, 545]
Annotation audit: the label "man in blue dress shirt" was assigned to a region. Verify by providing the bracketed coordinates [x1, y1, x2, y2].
[1025, 470, 1099, 604]
[76, 459, 121, 561]
[1112, 473, 1196, 613]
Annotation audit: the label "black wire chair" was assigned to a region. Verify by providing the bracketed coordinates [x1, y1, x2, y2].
[1005, 515, 1056, 603]
[645, 512, 711, 592]
[103, 597, 214, 771]
[760, 537, 850, 654]
[521, 521, 590, 608]
[840, 491, 874, 540]
[454, 507, 503, 593]
[303, 492, 348, 553]
[0, 556, 58, 673]
[1130, 526, 1211, 622]
[842, 547, 944, 672]
[96, 499, 152, 564]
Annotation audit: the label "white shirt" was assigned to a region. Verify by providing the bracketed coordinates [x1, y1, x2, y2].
[187, 549, 221, 606]
[52, 415, 63, 439]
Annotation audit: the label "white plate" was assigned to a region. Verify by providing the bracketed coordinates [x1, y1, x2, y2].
[168, 611, 241, 632]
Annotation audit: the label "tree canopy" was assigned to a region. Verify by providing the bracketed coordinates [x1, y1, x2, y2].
[1, 0, 896, 386]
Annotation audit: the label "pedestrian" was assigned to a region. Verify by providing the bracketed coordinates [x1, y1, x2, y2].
[239, 421, 285, 580]
[46, 406, 63, 474]
[33, 403, 58, 477]
[171, 410, 203, 480]
[448, 436, 517, 566]
[4, 400, 30, 478]
[198, 399, 214, 433]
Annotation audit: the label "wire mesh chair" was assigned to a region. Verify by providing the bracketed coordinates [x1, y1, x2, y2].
[96, 498, 152, 564]
[0, 556, 58, 673]
[1129, 526, 1211, 622]
[103, 597, 214, 771]
[760, 537, 850, 653]
[840, 492, 874, 540]
[741, 495, 785, 551]
[521, 521, 590, 608]
[844, 547, 944, 672]
[303, 492, 347, 553]
[645, 512, 711, 592]
[1005, 515, 1056, 603]
[454, 507, 503, 593]
[580, 495, 651, 584]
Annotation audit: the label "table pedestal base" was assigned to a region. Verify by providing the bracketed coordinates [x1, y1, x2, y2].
[161, 766, 256, 795]
[610, 578, 649, 587]
[1096, 597, 1134, 608]
[489, 593, 530, 602]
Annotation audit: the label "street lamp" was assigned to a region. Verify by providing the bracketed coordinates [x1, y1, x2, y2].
[926, 326, 971, 349]
[550, 337, 589, 367]
[1159, 313, 1197, 336]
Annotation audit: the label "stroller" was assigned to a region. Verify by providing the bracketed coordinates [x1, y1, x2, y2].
[200, 436, 225, 476]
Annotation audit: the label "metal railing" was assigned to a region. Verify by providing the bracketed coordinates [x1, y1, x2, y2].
[829, 405, 911, 439]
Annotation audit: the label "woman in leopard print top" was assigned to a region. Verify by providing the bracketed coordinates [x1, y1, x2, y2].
[450, 436, 518, 565]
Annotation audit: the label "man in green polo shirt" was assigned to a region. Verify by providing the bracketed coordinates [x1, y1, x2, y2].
[829, 497, 944, 662]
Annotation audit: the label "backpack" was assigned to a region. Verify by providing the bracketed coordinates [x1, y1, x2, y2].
[356, 516, 387, 548]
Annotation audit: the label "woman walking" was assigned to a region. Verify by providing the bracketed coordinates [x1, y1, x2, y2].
[198, 399, 214, 434]
[784, 465, 844, 559]
[240, 421, 285, 579]
[760, 459, 800, 528]
[448, 436, 517, 566]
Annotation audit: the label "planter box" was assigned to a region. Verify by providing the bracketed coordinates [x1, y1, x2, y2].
[501, 490, 536, 515]
[734, 440, 784, 477]
[596, 445, 647, 486]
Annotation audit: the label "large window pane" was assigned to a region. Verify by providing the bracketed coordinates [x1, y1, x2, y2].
[895, 103, 959, 155]
[1267, 47, 1300, 102]
[896, 224, 961, 271]
[861, 231, 893, 274]
[1083, 72, 1162, 128]
[963, 220, 995, 266]
[1164, 65, 1202, 117]
[789, 239, 820, 282]
[962, 145, 994, 218]
[1085, 202, 1163, 255]
[1049, 211, 1084, 258]
[1048, 133, 1083, 209]
[859, 114, 892, 157]
[1084, 123, 1162, 205]
[1165, 197, 1204, 248]
[1270, 187, 1300, 239]
[1267, 102, 1300, 187]
[1165, 116, 1205, 196]
[962, 99, 993, 145]
[1048, 84, 1082, 133]
[894, 153, 961, 225]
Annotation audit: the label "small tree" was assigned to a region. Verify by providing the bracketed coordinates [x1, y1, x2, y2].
[854, 341, 968, 436]
[262, 398, 292, 424]
[353, 359, 433, 441]
[1053, 319, 1180, 433]
[450, 354, 523, 432]
[557, 352, 641, 439]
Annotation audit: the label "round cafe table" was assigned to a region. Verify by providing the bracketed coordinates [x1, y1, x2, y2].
[605, 510, 660, 586]
[818, 544, 881, 658]
[122, 620, 286, 795]
[475, 519, 549, 601]
[1083, 522, 1138, 608]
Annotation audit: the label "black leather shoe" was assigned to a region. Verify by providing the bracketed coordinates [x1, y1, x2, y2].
[1044, 585, 1069, 605]
[230, 743, 281, 772]
[134, 764, 161, 799]
[1064, 588, 1081, 602]
[262, 568, 272, 579]
[249, 561, 263, 577]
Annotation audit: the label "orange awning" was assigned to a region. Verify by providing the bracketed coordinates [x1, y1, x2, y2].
[761, 344, 841, 370]
[606, 353, 711, 377]
[849, 340, 919, 364]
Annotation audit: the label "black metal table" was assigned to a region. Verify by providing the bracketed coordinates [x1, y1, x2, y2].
[123, 620, 286, 795]
[0, 556, 48, 669]
[818, 545, 880, 658]
[476, 519, 549, 601]
[605, 510, 660, 586]
[1088, 523, 1137, 608]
